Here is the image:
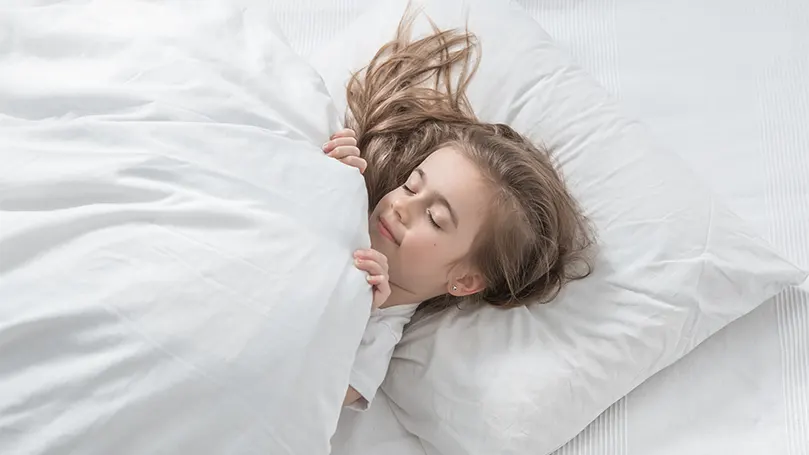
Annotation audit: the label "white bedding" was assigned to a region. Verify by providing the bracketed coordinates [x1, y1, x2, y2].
[0, 2, 371, 454]
[271, 0, 809, 454]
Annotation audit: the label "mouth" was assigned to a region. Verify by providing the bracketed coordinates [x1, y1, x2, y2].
[377, 216, 400, 246]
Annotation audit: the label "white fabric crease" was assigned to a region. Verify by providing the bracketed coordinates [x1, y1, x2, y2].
[0, 1, 371, 454]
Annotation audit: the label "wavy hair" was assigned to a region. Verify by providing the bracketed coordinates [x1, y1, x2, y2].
[346, 12, 594, 311]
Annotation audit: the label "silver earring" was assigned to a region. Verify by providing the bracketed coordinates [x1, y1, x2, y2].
[452, 285, 457, 291]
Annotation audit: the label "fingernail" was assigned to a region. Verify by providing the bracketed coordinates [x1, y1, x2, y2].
[322, 142, 330, 150]
[355, 259, 362, 265]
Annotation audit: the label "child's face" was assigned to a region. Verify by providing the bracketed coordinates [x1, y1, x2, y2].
[369, 146, 492, 303]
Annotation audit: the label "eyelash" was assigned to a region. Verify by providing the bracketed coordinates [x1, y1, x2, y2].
[402, 184, 441, 229]
[427, 210, 441, 229]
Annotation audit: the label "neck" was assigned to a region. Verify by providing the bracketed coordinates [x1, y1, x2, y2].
[380, 282, 424, 308]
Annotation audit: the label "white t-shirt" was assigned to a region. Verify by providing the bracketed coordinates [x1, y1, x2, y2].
[347, 303, 420, 411]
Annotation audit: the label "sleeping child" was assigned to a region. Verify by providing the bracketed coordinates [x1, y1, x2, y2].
[322, 15, 594, 409]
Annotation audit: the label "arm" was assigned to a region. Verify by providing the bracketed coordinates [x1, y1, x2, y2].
[342, 249, 393, 409]
[341, 308, 415, 411]
[343, 386, 362, 407]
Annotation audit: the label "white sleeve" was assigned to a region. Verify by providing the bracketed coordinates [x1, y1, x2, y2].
[347, 304, 418, 411]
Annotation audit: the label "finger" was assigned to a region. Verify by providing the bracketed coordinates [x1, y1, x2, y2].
[332, 137, 358, 148]
[330, 128, 357, 140]
[327, 145, 360, 159]
[364, 249, 389, 269]
[330, 128, 356, 139]
[322, 136, 357, 152]
[355, 257, 385, 276]
[338, 156, 367, 174]
[355, 249, 388, 269]
[355, 258, 385, 277]
[366, 274, 386, 285]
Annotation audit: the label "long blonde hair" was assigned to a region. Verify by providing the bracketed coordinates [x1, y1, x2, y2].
[346, 13, 593, 311]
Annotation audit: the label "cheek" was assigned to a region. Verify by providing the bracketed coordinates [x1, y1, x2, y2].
[370, 198, 386, 216]
[401, 229, 449, 265]
[378, 189, 401, 205]
[371, 191, 393, 213]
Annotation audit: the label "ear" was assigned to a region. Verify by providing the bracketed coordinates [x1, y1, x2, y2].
[448, 270, 486, 297]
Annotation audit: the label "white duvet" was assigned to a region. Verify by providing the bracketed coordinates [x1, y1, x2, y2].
[0, 2, 372, 454]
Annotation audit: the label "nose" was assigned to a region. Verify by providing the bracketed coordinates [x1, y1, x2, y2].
[391, 195, 411, 225]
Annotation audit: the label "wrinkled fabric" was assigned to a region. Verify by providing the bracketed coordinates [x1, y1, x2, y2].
[0, 2, 371, 454]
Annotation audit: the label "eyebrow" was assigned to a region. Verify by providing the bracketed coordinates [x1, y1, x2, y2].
[415, 168, 459, 228]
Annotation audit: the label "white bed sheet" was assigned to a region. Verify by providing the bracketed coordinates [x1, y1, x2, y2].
[270, 1, 809, 454]
[0, 2, 370, 453]
[331, 392, 425, 455]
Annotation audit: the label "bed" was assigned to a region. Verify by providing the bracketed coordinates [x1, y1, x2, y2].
[269, 0, 809, 454]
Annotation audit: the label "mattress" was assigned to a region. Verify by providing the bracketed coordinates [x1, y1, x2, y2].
[270, 1, 809, 454]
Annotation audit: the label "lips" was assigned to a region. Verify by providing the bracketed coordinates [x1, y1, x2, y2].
[378, 216, 400, 246]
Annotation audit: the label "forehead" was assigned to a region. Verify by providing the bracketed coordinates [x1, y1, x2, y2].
[418, 146, 492, 220]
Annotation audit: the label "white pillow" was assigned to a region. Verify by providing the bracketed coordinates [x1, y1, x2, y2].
[310, 1, 808, 454]
[0, 1, 369, 454]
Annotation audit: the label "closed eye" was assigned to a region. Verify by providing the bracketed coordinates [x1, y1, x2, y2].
[403, 184, 415, 194]
[427, 210, 441, 229]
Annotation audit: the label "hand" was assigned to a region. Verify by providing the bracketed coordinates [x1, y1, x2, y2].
[323, 128, 367, 174]
[353, 249, 390, 309]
